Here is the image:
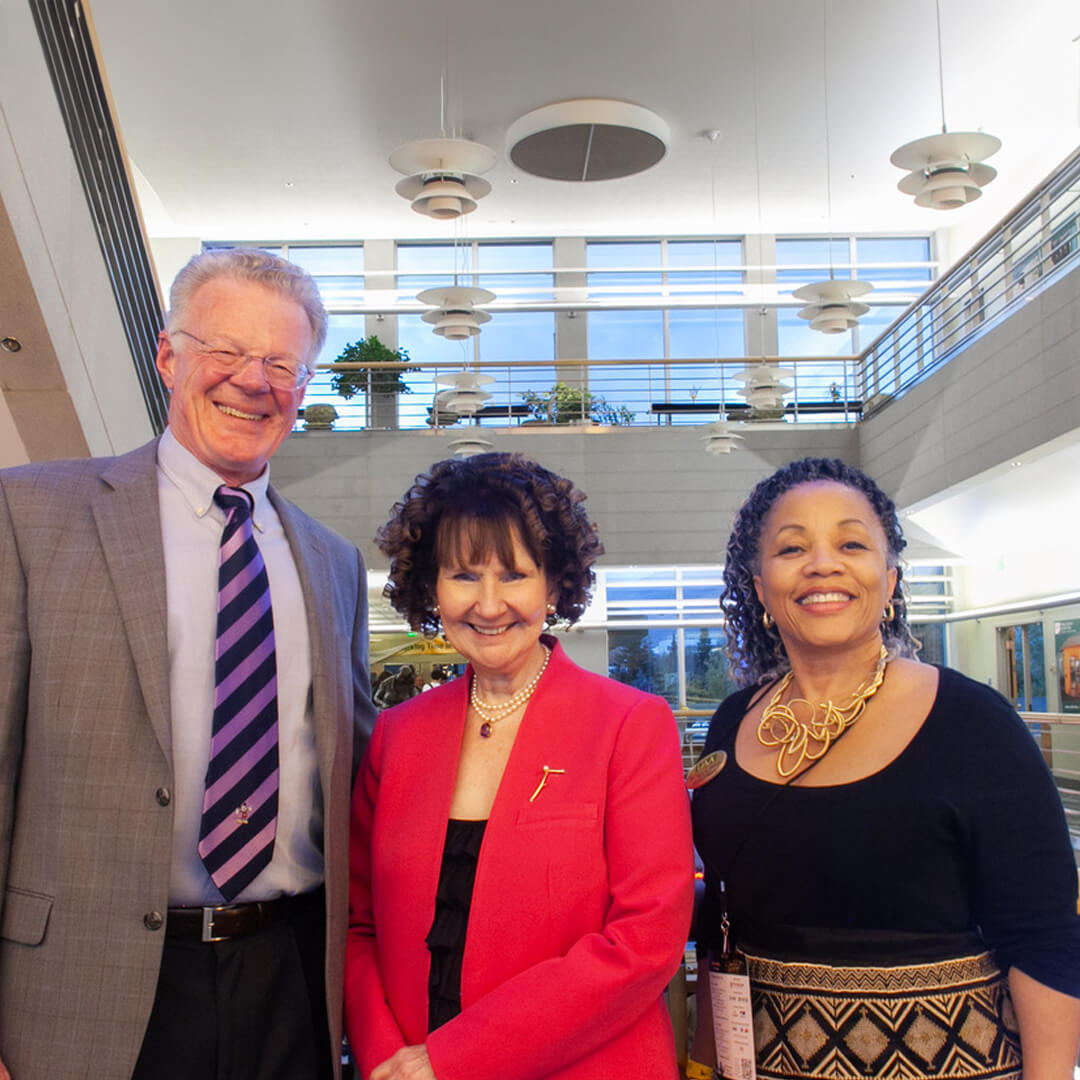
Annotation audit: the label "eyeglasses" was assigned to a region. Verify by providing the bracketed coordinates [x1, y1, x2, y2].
[170, 329, 313, 390]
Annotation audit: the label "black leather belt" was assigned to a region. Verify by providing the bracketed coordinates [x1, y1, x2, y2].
[166, 888, 323, 943]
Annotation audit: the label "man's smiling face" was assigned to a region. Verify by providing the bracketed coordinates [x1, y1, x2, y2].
[155, 276, 313, 486]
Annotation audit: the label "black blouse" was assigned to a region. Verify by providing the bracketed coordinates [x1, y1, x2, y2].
[692, 666, 1080, 997]
[426, 818, 487, 1033]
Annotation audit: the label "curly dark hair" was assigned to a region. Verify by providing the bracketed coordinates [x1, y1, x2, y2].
[376, 452, 604, 636]
[721, 457, 919, 687]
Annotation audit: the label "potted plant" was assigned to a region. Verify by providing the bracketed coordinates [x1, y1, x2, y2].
[301, 403, 338, 430]
[520, 382, 633, 426]
[330, 335, 412, 429]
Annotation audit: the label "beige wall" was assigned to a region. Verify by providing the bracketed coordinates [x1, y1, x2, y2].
[859, 266, 1080, 508]
[270, 422, 859, 569]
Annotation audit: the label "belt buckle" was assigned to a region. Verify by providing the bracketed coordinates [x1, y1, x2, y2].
[201, 906, 228, 943]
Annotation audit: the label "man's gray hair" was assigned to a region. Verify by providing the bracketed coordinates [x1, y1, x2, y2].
[166, 247, 328, 360]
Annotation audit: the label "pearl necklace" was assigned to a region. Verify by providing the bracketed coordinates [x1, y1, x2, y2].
[471, 645, 551, 738]
[757, 644, 888, 778]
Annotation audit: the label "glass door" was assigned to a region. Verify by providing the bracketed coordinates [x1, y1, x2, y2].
[997, 622, 1047, 712]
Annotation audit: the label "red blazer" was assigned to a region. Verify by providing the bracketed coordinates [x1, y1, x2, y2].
[345, 638, 694, 1080]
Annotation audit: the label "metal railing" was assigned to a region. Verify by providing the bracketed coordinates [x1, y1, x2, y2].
[861, 147, 1080, 414]
[1022, 712, 1080, 867]
[304, 353, 863, 431]
[678, 709, 714, 774]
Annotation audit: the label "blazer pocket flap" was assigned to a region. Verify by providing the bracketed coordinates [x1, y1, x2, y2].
[2, 886, 54, 945]
[516, 802, 599, 827]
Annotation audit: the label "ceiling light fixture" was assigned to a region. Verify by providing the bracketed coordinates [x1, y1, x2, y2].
[891, 131, 1000, 209]
[390, 138, 495, 219]
[734, 363, 795, 408]
[417, 286, 495, 340]
[390, 64, 495, 219]
[890, 0, 1000, 209]
[792, 279, 872, 334]
[448, 435, 495, 457]
[702, 421, 744, 455]
[434, 371, 495, 414]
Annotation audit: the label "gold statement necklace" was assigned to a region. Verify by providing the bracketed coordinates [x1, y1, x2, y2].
[757, 644, 889, 778]
[470, 645, 551, 738]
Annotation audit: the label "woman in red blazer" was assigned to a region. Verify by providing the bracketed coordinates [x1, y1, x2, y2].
[346, 453, 694, 1080]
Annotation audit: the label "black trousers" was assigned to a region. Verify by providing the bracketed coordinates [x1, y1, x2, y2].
[133, 893, 332, 1080]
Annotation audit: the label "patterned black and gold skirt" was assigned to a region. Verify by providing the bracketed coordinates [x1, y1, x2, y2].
[744, 950, 1021, 1080]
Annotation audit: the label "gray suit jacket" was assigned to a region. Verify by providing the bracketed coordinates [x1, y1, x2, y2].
[0, 438, 374, 1078]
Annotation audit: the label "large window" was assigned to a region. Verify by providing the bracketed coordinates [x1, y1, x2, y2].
[396, 242, 555, 427]
[602, 562, 949, 710]
[208, 244, 370, 429]
[602, 566, 735, 710]
[587, 240, 745, 422]
[207, 232, 934, 429]
[609, 629, 680, 704]
[776, 236, 932, 405]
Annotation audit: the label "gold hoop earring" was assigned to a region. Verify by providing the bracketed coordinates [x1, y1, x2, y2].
[883, 601, 895, 622]
[762, 610, 774, 631]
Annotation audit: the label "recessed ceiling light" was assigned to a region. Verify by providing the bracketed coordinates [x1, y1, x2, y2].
[507, 98, 669, 182]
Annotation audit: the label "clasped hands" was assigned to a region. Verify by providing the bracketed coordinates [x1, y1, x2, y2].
[370, 1044, 437, 1080]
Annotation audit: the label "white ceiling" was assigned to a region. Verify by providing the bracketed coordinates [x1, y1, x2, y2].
[89, 0, 1080, 246]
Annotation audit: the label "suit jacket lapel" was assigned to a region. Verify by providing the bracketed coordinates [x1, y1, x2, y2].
[92, 440, 172, 765]
[271, 490, 336, 782]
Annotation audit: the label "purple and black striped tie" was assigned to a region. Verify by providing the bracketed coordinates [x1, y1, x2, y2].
[197, 485, 279, 902]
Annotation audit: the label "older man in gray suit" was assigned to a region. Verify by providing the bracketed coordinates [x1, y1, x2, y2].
[0, 249, 375, 1079]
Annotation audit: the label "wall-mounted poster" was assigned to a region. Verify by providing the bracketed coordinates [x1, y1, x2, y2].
[1054, 619, 1080, 714]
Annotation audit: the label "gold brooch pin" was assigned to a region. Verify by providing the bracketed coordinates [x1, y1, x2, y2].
[529, 765, 566, 803]
[686, 750, 727, 790]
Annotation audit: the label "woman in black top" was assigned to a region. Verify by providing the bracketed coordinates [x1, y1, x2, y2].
[689, 458, 1080, 1080]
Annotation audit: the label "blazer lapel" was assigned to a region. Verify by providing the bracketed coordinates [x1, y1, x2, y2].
[271, 491, 336, 780]
[485, 638, 574, 818]
[92, 441, 172, 765]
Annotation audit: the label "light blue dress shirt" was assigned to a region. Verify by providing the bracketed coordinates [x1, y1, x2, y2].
[157, 428, 322, 905]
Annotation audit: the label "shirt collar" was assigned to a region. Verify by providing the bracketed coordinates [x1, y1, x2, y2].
[157, 427, 272, 531]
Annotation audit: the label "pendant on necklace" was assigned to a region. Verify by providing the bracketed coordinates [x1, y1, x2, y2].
[480, 722, 493, 738]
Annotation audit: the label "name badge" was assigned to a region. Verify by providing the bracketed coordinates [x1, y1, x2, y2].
[687, 749, 727, 790]
[709, 954, 757, 1080]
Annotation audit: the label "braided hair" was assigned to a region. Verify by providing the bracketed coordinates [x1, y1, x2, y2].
[721, 457, 919, 687]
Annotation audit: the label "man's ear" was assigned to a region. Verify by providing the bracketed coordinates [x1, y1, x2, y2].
[154, 331, 176, 390]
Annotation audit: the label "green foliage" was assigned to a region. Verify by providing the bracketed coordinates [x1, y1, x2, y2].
[330, 336, 412, 398]
[685, 628, 737, 706]
[609, 631, 664, 693]
[520, 382, 633, 425]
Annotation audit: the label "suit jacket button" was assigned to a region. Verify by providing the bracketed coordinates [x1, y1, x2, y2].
[143, 911, 164, 931]
[155, 787, 171, 806]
